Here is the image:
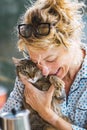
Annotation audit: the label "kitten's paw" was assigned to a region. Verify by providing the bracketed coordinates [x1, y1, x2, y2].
[49, 75, 65, 88]
[49, 75, 65, 99]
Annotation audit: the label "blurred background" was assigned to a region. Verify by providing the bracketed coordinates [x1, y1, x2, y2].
[0, 0, 87, 99]
[0, 0, 27, 97]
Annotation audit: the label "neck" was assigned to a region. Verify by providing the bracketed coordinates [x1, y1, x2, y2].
[63, 48, 85, 96]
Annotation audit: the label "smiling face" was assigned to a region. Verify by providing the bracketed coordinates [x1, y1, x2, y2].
[26, 44, 74, 79]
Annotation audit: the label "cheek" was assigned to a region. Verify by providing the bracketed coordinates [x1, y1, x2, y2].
[52, 63, 59, 69]
[47, 62, 60, 72]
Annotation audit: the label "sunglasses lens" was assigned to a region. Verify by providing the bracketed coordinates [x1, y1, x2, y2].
[18, 23, 50, 38]
[19, 24, 32, 38]
[37, 23, 50, 35]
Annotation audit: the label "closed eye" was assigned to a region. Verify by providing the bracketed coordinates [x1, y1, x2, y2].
[46, 57, 57, 63]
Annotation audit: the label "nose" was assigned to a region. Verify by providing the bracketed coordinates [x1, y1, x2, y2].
[37, 63, 49, 76]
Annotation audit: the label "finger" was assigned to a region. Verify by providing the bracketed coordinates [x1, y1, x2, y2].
[19, 73, 34, 89]
[48, 85, 55, 97]
[19, 73, 27, 81]
[19, 73, 39, 93]
[19, 73, 29, 85]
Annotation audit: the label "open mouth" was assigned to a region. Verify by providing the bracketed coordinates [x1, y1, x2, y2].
[55, 67, 64, 78]
[55, 67, 61, 75]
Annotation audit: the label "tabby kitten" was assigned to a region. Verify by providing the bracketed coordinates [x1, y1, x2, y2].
[13, 57, 67, 130]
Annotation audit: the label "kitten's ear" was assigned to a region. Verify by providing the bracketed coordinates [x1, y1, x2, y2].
[12, 57, 21, 66]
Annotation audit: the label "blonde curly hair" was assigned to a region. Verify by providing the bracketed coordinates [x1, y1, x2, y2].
[17, 0, 85, 51]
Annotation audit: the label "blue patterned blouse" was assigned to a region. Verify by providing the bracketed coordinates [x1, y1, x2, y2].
[0, 44, 87, 130]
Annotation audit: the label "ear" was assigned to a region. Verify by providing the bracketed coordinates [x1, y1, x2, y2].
[12, 57, 21, 66]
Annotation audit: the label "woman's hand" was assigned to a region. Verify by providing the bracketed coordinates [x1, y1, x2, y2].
[20, 74, 55, 120]
[20, 74, 72, 130]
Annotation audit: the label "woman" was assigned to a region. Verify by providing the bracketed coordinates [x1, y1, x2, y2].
[1, 0, 87, 129]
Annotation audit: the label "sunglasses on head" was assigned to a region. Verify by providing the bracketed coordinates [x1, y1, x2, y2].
[18, 23, 50, 38]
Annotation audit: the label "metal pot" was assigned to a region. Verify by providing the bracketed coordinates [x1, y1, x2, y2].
[0, 109, 31, 130]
